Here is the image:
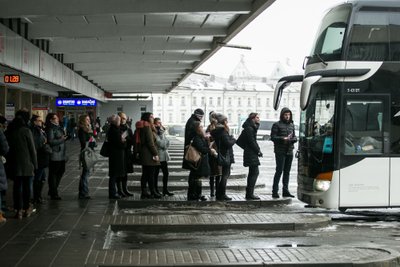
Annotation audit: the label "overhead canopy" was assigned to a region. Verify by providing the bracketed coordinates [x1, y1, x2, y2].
[0, 0, 275, 96]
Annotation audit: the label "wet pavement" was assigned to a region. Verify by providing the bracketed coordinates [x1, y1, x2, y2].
[0, 137, 400, 266]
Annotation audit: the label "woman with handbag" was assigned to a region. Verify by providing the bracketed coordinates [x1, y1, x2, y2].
[118, 112, 134, 197]
[45, 113, 66, 200]
[78, 114, 94, 199]
[107, 114, 127, 199]
[211, 114, 236, 201]
[30, 115, 50, 204]
[206, 111, 221, 198]
[187, 121, 217, 201]
[154, 118, 173, 196]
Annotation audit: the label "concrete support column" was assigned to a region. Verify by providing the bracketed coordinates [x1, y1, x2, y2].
[21, 91, 32, 113]
[0, 85, 6, 116]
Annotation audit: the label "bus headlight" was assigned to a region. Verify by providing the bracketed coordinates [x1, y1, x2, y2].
[314, 179, 331, 191]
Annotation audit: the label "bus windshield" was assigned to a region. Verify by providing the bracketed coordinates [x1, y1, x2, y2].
[299, 84, 336, 177]
[308, 4, 351, 64]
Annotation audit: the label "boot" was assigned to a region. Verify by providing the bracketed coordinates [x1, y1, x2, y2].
[116, 181, 127, 197]
[140, 190, 152, 199]
[245, 187, 260, 200]
[163, 188, 174, 196]
[209, 177, 215, 197]
[121, 176, 133, 197]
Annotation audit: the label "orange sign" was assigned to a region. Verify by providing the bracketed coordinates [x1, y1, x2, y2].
[4, 74, 20, 83]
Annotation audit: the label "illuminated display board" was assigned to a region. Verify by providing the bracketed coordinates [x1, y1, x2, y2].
[55, 98, 97, 107]
[4, 74, 20, 83]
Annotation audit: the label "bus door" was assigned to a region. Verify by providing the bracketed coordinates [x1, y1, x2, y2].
[339, 95, 390, 207]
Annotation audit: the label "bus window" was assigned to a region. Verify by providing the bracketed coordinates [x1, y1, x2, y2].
[344, 100, 384, 155]
[391, 106, 400, 154]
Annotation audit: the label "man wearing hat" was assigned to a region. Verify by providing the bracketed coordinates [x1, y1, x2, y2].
[182, 108, 204, 170]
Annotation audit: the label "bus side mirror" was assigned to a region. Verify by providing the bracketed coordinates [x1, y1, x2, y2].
[273, 75, 304, 110]
[300, 75, 322, 110]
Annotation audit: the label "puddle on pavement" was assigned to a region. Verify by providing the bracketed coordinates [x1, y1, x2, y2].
[40, 231, 69, 239]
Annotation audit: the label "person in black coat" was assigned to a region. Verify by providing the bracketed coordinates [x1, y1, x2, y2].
[107, 114, 127, 199]
[182, 108, 204, 170]
[187, 121, 217, 201]
[0, 129, 9, 223]
[270, 107, 297, 198]
[211, 114, 236, 201]
[241, 113, 262, 200]
[6, 110, 37, 218]
[30, 115, 50, 204]
[118, 112, 134, 197]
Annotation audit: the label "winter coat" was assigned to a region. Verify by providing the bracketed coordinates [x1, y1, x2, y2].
[211, 125, 236, 165]
[155, 127, 170, 162]
[189, 134, 211, 178]
[136, 121, 160, 167]
[0, 130, 9, 191]
[182, 114, 202, 169]
[241, 118, 261, 167]
[5, 123, 37, 177]
[46, 123, 66, 162]
[270, 107, 297, 155]
[31, 125, 50, 168]
[120, 124, 135, 173]
[108, 124, 127, 178]
[206, 123, 221, 176]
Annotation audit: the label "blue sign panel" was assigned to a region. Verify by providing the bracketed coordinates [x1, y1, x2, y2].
[56, 98, 97, 107]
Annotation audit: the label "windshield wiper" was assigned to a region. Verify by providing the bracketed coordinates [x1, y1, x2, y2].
[316, 53, 328, 66]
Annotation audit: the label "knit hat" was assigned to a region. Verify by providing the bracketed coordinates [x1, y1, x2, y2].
[216, 113, 227, 124]
[194, 108, 204, 116]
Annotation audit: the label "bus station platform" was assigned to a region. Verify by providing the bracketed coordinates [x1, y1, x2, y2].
[0, 140, 399, 267]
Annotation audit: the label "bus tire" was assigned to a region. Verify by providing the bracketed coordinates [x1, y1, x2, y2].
[339, 207, 347, 213]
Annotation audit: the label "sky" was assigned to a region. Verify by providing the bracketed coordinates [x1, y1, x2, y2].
[197, 0, 345, 78]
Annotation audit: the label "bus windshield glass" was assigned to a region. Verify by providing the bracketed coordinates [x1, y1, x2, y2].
[309, 4, 351, 64]
[299, 84, 336, 177]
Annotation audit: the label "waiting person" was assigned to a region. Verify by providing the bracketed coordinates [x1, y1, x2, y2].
[136, 112, 160, 199]
[154, 118, 174, 196]
[182, 108, 204, 170]
[67, 116, 76, 140]
[5, 110, 37, 218]
[241, 113, 262, 200]
[118, 112, 134, 197]
[211, 114, 236, 201]
[107, 114, 126, 199]
[95, 116, 102, 138]
[206, 111, 221, 197]
[270, 107, 297, 198]
[30, 115, 50, 204]
[187, 121, 217, 201]
[77, 114, 95, 199]
[0, 128, 9, 223]
[45, 113, 67, 200]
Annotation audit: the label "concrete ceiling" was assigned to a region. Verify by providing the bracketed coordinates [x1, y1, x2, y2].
[0, 0, 275, 95]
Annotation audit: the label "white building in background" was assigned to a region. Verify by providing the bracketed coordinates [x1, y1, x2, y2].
[153, 57, 301, 134]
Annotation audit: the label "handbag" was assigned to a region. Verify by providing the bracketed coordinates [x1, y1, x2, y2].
[217, 140, 230, 167]
[81, 143, 99, 170]
[184, 141, 201, 169]
[100, 140, 110, 157]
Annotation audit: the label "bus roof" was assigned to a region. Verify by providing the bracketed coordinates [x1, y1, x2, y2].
[348, 0, 400, 9]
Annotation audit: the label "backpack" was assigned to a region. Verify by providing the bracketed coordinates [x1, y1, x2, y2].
[236, 131, 246, 149]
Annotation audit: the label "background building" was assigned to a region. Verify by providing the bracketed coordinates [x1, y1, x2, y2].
[153, 56, 301, 134]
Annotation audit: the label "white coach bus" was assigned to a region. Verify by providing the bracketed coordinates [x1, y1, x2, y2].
[274, 0, 400, 211]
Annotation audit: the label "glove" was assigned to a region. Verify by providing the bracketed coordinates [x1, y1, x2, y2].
[258, 152, 263, 157]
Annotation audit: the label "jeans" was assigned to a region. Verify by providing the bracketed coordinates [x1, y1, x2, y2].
[216, 165, 231, 198]
[48, 161, 66, 198]
[272, 153, 294, 194]
[13, 176, 32, 210]
[142, 165, 156, 194]
[247, 165, 259, 190]
[154, 161, 169, 191]
[79, 167, 90, 197]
